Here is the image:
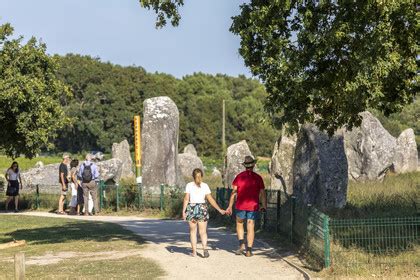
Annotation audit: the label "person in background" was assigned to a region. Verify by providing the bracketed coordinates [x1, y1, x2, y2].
[182, 168, 226, 258]
[58, 153, 71, 214]
[68, 159, 80, 215]
[5, 161, 23, 212]
[226, 155, 267, 257]
[78, 154, 100, 215]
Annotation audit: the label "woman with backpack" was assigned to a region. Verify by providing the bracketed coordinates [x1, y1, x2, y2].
[5, 161, 23, 212]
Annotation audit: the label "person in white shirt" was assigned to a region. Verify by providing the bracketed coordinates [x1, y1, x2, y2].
[5, 161, 23, 212]
[182, 168, 225, 258]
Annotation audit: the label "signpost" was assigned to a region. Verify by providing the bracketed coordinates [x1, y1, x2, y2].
[134, 116, 143, 209]
[134, 115, 142, 179]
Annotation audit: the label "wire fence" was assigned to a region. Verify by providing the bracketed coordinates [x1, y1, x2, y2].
[216, 187, 420, 273]
[329, 216, 420, 273]
[0, 181, 181, 212]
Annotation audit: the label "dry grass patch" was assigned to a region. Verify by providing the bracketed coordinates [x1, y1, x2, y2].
[0, 215, 164, 279]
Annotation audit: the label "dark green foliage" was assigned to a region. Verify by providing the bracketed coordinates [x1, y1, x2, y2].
[0, 23, 71, 158]
[139, 0, 184, 28]
[231, 1, 418, 135]
[54, 55, 280, 157]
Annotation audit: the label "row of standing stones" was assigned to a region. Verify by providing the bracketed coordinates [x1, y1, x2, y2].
[20, 97, 418, 212]
[270, 111, 419, 212]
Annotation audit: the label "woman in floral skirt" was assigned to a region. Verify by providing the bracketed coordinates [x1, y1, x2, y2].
[182, 168, 225, 258]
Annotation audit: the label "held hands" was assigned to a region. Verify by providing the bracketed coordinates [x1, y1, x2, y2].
[218, 209, 226, 215]
[225, 207, 233, 216]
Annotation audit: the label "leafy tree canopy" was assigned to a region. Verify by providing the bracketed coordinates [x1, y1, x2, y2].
[0, 23, 71, 158]
[140, 0, 418, 135]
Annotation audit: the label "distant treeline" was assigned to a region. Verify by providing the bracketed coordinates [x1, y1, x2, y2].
[54, 54, 280, 158]
[53, 54, 419, 158]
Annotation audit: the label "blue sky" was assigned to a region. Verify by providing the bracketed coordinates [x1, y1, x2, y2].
[0, 0, 250, 78]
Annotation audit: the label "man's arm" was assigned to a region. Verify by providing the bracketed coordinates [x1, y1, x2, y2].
[78, 164, 84, 178]
[226, 185, 237, 215]
[93, 164, 100, 181]
[18, 173, 23, 189]
[60, 171, 67, 190]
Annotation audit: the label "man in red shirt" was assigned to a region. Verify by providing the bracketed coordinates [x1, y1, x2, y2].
[226, 155, 267, 257]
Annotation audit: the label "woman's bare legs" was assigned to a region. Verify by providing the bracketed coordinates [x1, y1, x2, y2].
[14, 196, 19, 210]
[5, 196, 12, 210]
[189, 221, 198, 256]
[198, 221, 208, 252]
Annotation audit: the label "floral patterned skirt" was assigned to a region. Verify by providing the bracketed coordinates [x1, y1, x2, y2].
[185, 203, 209, 222]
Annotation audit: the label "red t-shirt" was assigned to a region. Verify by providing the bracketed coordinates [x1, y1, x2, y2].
[232, 170, 265, 211]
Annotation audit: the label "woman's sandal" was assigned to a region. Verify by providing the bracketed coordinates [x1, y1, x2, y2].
[203, 250, 210, 258]
[189, 252, 197, 257]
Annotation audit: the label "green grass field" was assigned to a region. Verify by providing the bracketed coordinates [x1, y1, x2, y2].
[0, 155, 62, 173]
[330, 171, 420, 219]
[0, 215, 164, 279]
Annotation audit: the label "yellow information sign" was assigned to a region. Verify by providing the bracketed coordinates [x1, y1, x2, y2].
[134, 116, 141, 170]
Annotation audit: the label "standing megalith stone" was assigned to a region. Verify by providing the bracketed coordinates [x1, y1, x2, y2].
[183, 144, 197, 156]
[344, 111, 397, 181]
[393, 128, 418, 173]
[20, 159, 123, 193]
[112, 139, 135, 179]
[178, 153, 204, 179]
[269, 134, 296, 194]
[293, 124, 348, 211]
[212, 167, 222, 177]
[224, 140, 253, 188]
[142, 96, 184, 193]
[97, 158, 123, 183]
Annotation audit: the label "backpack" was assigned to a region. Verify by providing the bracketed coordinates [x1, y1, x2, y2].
[82, 163, 93, 183]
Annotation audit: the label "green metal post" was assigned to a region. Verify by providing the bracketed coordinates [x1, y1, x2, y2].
[137, 183, 143, 210]
[290, 196, 296, 243]
[35, 185, 40, 210]
[276, 190, 281, 233]
[116, 183, 120, 212]
[221, 188, 226, 209]
[99, 180, 104, 210]
[160, 184, 164, 211]
[227, 188, 232, 210]
[323, 214, 331, 268]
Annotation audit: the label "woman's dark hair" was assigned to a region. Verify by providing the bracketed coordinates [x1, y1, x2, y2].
[10, 161, 19, 173]
[70, 159, 79, 168]
[192, 168, 204, 179]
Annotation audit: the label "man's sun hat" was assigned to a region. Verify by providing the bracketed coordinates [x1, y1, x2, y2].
[242, 155, 256, 168]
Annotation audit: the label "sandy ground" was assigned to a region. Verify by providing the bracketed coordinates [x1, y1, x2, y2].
[5, 212, 308, 280]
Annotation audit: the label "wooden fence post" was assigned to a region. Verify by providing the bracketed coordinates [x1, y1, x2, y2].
[14, 252, 25, 280]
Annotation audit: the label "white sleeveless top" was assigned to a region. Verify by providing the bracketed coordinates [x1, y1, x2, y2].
[7, 169, 20, 181]
[185, 182, 211, 204]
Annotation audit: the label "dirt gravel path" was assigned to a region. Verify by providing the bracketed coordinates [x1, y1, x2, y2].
[10, 212, 307, 280]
